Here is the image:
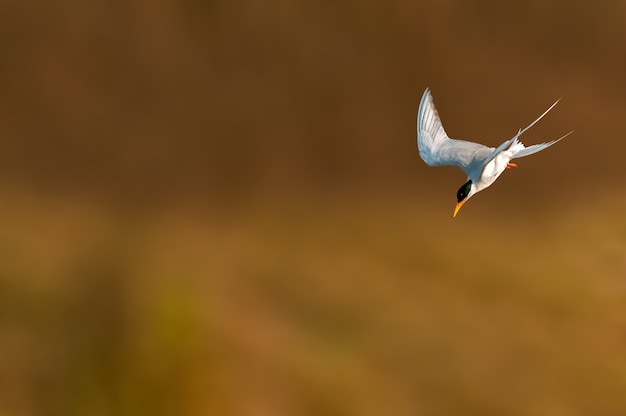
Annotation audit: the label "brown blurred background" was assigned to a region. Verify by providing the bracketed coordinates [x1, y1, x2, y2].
[1, 0, 626, 415]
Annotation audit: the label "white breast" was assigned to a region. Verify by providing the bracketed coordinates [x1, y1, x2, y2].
[474, 152, 512, 192]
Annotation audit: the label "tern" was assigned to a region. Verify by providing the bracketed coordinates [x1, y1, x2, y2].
[417, 88, 572, 217]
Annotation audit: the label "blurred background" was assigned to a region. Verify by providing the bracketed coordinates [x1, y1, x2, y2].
[1, 0, 626, 415]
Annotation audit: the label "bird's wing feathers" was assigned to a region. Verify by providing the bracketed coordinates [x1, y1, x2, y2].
[418, 89, 572, 176]
[417, 88, 492, 175]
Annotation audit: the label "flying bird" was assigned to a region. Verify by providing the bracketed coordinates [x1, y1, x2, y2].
[416, 88, 573, 217]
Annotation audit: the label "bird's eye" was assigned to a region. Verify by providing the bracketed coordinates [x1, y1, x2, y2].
[456, 180, 472, 202]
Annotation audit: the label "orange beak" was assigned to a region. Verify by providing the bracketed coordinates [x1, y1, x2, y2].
[453, 199, 466, 218]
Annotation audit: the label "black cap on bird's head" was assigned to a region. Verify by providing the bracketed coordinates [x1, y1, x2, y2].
[453, 180, 473, 218]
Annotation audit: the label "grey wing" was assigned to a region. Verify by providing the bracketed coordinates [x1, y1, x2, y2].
[417, 88, 493, 176]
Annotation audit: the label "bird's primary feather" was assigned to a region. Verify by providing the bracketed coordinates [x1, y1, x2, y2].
[417, 88, 493, 177]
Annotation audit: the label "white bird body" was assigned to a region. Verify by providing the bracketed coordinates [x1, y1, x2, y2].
[416, 88, 572, 217]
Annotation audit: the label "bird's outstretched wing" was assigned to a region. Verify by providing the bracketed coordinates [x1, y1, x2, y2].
[417, 88, 492, 175]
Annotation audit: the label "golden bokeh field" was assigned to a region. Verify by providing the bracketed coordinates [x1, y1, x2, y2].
[1, 0, 626, 415]
[1, 192, 626, 415]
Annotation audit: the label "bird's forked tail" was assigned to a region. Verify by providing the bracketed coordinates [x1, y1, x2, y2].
[508, 130, 574, 158]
